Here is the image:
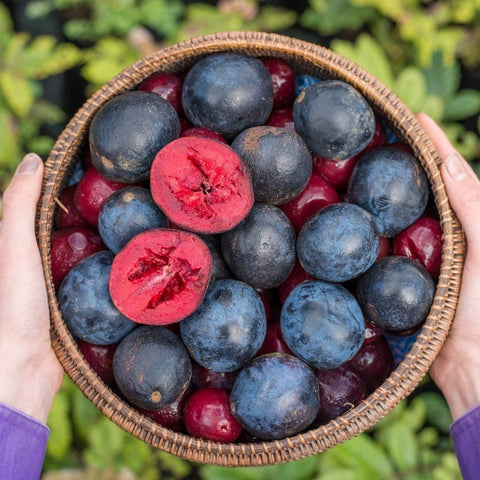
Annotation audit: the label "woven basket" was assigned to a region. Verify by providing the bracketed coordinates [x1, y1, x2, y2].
[37, 31, 464, 466]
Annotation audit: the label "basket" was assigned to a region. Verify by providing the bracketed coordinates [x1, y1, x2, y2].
[37, 31, 465, 466]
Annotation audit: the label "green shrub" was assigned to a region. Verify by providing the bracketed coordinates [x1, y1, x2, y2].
[0, 2, 82, 186]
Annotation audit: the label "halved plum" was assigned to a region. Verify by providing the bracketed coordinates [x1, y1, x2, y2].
[109, 229, 213, 325]
[150, 137, 254, 234]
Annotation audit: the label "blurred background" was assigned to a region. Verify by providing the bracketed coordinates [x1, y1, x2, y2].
[1, 0, 477, 478]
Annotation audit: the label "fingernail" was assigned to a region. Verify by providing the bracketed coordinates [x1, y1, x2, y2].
[444, 152, 467, 181]
[15, 153, 41, 175]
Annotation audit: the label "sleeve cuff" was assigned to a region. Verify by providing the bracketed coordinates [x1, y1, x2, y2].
[450, 403, 480, 480]
[451, 403, 480, 437]
[0, 402, 50, 480]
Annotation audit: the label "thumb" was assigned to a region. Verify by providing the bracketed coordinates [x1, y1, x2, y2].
[416, 112, 480, 247]
[1, 153, 44, 241]
[441, 152, 480, 246]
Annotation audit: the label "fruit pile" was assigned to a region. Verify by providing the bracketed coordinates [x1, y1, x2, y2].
[51, 53, 441, 443]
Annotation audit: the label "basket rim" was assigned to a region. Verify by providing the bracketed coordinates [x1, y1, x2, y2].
[37, 30, 465, 466]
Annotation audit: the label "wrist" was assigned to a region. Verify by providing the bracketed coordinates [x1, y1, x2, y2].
[0, 342, 62, 424]
[436, 354, 480, 421]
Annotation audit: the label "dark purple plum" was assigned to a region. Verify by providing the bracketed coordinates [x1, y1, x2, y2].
[58, 251, 135, 345]
[231, 126, 312, 205]
[297, 203, 380, 282]
[281, 281, 365, 370]
[356, 256, 435, 331]
[90, 91, 180, 183]
[98, 186, 168, 253]
[182, 54, 273, 138]
[221, 203, 296, 289]
[198, 235, 232, 282]
[230, 353, 319, 440]
[347, 336, 394, 392]
[364, 322, 383, 345]
[313, 366, 367, 425]
[113, 326, 191, 410]
[293, 80, 375, 159]
[138, 72, 183, 112]
[138, 387, 190, 432]
[180, 279, 266, 372]
[347, 147, 429, 237]
[184, 388, 243, 442]
[78, 340, 118, 387]
[191, 362, 237, 390]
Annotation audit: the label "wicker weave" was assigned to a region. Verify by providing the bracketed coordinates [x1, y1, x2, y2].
[37, 31, 464, 466]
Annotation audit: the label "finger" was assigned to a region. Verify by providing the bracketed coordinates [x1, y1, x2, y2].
[417, 112, 480, 184]
[417, 113, 480, 246]
[1, 153, 44, 242]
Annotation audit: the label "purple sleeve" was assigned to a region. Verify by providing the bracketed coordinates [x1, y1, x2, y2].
[451, 403, 480, 480]
[0, 403, 49, 480]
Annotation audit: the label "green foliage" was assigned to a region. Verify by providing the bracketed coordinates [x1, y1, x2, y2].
[0, 2, 81, 179]
[81, 37, 140, 93]
[302, 0, 480, 68]
[300, 0, 377, 36]
[44, 376, 192, 479]
[160, 1, 297, 45]
[26, 0, 185, 41]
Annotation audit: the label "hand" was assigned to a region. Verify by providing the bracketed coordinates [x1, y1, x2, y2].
[417, 113, 480, 421]
[0, 153, 63, 424]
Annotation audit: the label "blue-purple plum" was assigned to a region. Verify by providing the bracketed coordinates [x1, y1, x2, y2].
[90, 91, 180, 183]
[98, 186, 168, 253]
[356, 255, 435, 331]
[293, 80, 375, 159]
[281, 281, 365, 370]
[230, 353, 319, 440]
[58, 251, 135, 344]
[232, 126, 312, 205]
[347, 147, 429, 237]
[297, 203, 379, 282]
[180, 279, 266, 372]
[182, 54, 273, 138]
[221, 203, 296, 289]
[113, 326, 191, 410]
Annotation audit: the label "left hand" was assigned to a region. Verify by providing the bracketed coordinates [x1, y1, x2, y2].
[0, 153, 64, 424]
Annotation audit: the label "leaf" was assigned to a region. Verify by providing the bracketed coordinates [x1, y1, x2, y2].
[315, 468, 370, 480]
[84, 417, 126, 469]
[140, 0, 185, 37]
[421, 96, 445, 122]
[401, 397, 427, 432]
[121, 434, 157, 477]
[71, 384, 102, 444]
[3, 32, 29, 66]
[0, 2, 13, 35]
[422, 51, 460, 98]
[418, 427, 439, 448]
[0, 70, 35, 117]
[332, 34, 394, 89]
[416, 392, 452, 434]
[157, 451, 192, 478]
[250, 7, 297, 32]
[0, 107, 20, 169]
[394, 67, 427, 113]
[376, 422, 419, 471]
[46, 387, 73, 461]
[260, 455, 318, 480]
[445, 89, 480, 120]
[300, 0, 376, 36]
[200, 465, 264, 480]
[323, 434, 393, 479]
